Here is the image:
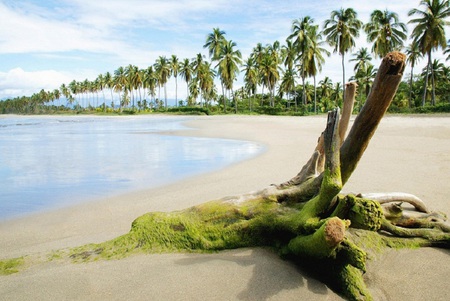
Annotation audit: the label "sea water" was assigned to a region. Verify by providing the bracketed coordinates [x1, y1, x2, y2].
[0, 116, 263, 220]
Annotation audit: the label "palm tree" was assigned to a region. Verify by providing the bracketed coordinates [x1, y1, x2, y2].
[250, 43, 265, 95]
[364, 9, 407, 58]
[409, 0, 450, 106]
[143, 66, 157, 106]
[279, 68, 297, 109]
[170, 55, 180, 106]
[242, 57, 258, 111]
[421, 59, 447, 103]
[191, 53, 206, 105]
[323, 8, 362, 100]
[204, 28, 226, 60]
[351, 64, 377, 99]
[197, 61, 216, 107]
[154, 56, 171, 108]
[113, 66, 127, 111]
[125, 64, 141, 108]
[405, 43, 423, 107]
[68, 80, 79, 107]
[59, 83, 71, 107]
[259, 52, 280, 107]
[319, 77, 333, 99]
[179, 58, 193, 105]
[288, 16, 315, 105]
[349, 47, 372, 73]
[96, 73, 107, 110]
[331, 82, 343, 108]
[104, 72, 115, 108]
[304, 25, 330, 113]
[281, 39, 297, 72]
[217, 40, 242, 112]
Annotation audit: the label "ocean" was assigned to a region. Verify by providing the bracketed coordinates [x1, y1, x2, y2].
[0, 115, 263, 220]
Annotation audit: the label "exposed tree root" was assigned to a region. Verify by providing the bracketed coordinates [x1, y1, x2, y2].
[2, 52, 449, 301]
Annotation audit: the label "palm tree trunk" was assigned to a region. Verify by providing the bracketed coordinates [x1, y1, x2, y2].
[314, 76, 317, 114]
[422, 52, 431, 107]
[431, 63, 436, 106]
[342, 53, 346, 105]
[109, 89, 114, 108]
[164, 84, 168, 108]
[302, 76, 306, 105]
[409, 66, 414, 108]
[175, 77, 178, 107]
[261, 85, 265, 106]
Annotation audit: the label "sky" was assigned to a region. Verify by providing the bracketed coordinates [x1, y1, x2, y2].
[0, 0, 448, 102]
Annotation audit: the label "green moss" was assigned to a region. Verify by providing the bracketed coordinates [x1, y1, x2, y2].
[67, 197, 305, 262]
[0, 257, 24, 275]
[337, 264, 373, 301]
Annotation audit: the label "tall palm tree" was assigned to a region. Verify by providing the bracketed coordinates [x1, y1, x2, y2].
[281, 39, 297, 72]
[259, 52, 280, 107]
[421, 59, 447, 104]
[154, 56, 171, 108]
[179, 58, 193, 105]
[289, 16, 315, 105]
[68, 80, 79, 107]
[143, 66, 157, 106]
[59, 83, 71, 107]
[304, 25, 330, 113]
[349, 47, 372, 73]
[104, 72, 115, 108]
[113, 66, 127, 111]
[409, 0, 450, 106]
[204, 28, 226, 60]
[364, 9, 407, 58]
[191, 53, 206, 105]
[323, 8, 362, 100]
[217, 40, 242, 112]
[198, 61, 216, 107]
[250, 43, 265, 95]
[405, 43, 423, 107]
[125, 64, 140, 108]
[242, 57, 258, 111]
[170, 55, 180, 106]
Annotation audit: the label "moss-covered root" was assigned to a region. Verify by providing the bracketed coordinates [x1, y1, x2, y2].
[288, 217, 349, 258]
[331, 195, 383, 231]
[381, 218, 450, 246]
[335, 264, 372, 301]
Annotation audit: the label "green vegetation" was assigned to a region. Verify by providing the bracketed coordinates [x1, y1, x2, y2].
[1, 0, 450, 115]
[0, 257, 24, 275]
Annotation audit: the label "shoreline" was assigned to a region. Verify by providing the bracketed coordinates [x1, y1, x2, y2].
[1, 115, 449, 300]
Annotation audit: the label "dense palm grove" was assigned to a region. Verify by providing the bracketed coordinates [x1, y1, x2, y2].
[1, 0, 449, 115]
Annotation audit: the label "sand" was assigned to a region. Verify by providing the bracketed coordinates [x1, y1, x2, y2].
[0, 114, 449, 300]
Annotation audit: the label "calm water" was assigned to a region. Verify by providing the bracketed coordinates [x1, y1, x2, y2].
[0, 116, 263, 220]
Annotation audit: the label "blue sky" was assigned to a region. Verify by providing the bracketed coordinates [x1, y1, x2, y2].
[0, 0, 446, 101]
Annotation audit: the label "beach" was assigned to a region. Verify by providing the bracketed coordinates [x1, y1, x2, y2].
[1, 114, 449, 300]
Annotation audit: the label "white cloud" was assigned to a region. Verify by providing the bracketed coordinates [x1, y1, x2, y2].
[0, 68, 73, 98]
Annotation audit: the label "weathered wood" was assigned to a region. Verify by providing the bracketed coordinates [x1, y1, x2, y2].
[340, 52, 406, 184]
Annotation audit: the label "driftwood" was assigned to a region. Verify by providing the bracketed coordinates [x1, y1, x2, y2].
[14, 52, 449, 300]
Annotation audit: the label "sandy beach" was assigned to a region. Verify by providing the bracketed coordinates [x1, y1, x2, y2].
[1, 114, 449, 300]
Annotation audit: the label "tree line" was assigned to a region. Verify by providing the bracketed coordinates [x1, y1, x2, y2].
[1, 0, 449, 115]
